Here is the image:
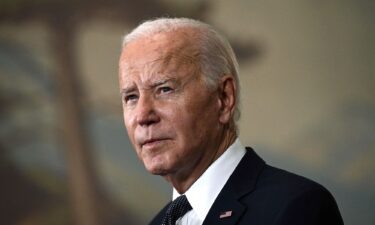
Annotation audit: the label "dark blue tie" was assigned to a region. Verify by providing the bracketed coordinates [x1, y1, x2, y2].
[161, 195, 192, 225]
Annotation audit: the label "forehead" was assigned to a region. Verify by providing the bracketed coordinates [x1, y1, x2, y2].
[119, 29, 201, 82]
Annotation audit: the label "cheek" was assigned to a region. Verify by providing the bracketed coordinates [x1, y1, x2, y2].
[123, 109, 134, 128]
[187, 102, 221, 139]
[168, 105, 212, 142]
[123, 112, 136, 141]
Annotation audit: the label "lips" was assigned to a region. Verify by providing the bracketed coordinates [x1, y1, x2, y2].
[140, 138, 169, 148]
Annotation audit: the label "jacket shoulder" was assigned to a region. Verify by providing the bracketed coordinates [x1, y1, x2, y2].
[239, 164, 343, 225]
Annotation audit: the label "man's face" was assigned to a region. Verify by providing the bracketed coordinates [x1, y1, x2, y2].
[119, 31, 224, 179]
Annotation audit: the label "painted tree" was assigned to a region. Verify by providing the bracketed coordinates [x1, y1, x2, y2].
[0, 1, 208, 225]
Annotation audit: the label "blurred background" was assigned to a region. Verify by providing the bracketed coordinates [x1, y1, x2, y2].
[0, 0, 374, 225]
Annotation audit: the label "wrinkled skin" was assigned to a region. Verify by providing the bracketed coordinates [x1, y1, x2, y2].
[119, 29, 236, 193]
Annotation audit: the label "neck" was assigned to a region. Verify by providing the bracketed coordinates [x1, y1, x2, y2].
[167, 126, 237, 194]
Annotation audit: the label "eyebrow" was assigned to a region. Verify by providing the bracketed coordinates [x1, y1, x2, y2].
[120, 85, 136, 96]
[120, 77, 178, 95]
[149, 77, 178, 88]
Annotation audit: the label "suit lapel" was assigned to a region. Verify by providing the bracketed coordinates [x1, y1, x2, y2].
[202, 148, 265, 225]
[149, 201, 170, 225]
[201, 191, 246, 225]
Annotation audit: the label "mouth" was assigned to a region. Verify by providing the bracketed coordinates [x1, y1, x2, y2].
[141, 138, 169, 149]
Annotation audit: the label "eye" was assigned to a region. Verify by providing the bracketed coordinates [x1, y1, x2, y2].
[123, 94, 138, 104]
[158, 86, 174, 94]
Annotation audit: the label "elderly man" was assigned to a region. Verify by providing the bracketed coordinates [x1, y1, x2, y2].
[118, 18, 343, 225]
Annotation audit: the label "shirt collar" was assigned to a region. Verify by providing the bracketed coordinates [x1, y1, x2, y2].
[173, 138, 246, 222]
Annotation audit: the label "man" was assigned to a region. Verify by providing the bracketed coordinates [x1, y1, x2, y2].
[118, 17, 344, 225]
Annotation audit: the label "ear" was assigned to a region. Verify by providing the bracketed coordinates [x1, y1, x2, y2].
[217, 75, 236, 124]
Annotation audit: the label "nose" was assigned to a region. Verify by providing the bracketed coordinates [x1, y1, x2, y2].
[135, 94, 160, 127]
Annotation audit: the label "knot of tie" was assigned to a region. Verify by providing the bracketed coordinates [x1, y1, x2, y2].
[161, 195, 192, 225]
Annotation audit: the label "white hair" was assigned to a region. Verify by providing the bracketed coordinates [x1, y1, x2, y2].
[122, 17, 241, 121]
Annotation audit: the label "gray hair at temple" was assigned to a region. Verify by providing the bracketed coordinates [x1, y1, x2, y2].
[122, 17, 241, 122]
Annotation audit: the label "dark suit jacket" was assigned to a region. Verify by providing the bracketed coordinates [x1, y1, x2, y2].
[149, 148, 344, 225]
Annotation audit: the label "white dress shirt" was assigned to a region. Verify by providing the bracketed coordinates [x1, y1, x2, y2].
[172, 138, 246, 225]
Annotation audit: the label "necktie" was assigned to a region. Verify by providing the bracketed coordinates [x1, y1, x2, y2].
[161, 195, 192, 225]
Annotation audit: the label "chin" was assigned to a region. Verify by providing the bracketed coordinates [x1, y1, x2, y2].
[146, 166, 169, 176]
[144, 160, 168, 175]
[142, 152, 176, 176]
